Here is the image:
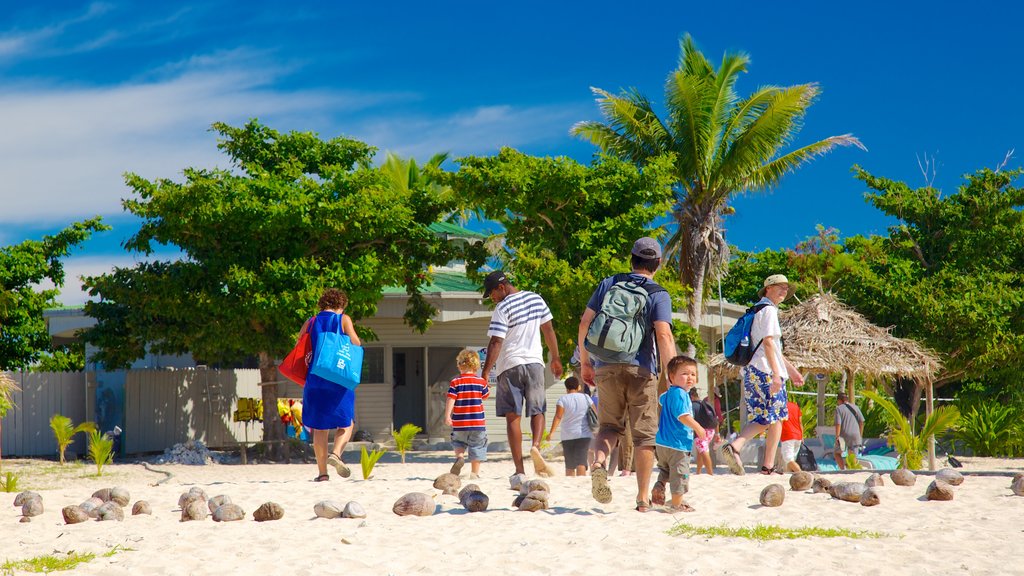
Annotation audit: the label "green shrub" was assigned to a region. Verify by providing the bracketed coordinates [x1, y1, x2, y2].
[360, 446, 386, 480]
[87, 429, 114, 476]
[955, 402, 1022, 457]
[49, 415, 97, 465]
[391, 423, 422, 464]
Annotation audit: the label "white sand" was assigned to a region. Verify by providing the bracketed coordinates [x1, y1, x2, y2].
[3, 452, 1023, 576]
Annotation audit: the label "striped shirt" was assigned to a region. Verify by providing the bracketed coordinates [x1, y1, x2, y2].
[447, 373, 490, 430]
[487, 290, 553, 375]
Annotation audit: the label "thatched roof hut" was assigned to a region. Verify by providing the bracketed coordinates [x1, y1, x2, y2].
[708, 292, 943, 468]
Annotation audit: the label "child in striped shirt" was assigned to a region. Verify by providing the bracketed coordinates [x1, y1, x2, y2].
[445, 349, 490, 479]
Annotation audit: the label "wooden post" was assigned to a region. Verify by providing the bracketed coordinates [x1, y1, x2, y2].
[925, 378, 936, 471]
[847, 369, 856, 404]
[816, 373, 827, 432]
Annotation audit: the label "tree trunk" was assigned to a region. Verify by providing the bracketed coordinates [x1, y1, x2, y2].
[258, 352, 288, 462]
[685, 273, 705, 357]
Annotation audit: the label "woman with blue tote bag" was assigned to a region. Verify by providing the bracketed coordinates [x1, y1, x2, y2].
[300, 288, 362, 482]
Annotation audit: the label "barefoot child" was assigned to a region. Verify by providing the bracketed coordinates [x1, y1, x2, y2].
[651, 355, 705, 512]
[445, 350, 490, 479]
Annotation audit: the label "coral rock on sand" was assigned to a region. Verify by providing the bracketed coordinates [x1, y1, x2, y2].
[80, 498, 104, 518]
[208, 495, 232, 514]
[433, 473, 462, 496]
[342, 502, 366, 519]
[253, 502, 284, 522]
[811, 476, 833, 494]
[1010, 473, 1024, 497]
[865, 473, 885, 487]
[14, 491, 41, 507]
[21, 498, 43, 517]
[97, 501, 125, 522]
[936, 468, 964, 487]
[926, 480, 954, 501]
[519, 479, 550, 496]
[63, 505, 90, 524]
[212, 503, 245, 522]
[392, 493, 436, 517]
[860, 487, 881, 507]
[110, 487, 131, 507]
[830, 482, 867, 503]
[890, 469, 916, 487]
[314, 501, 344, 519]
[19, 516, 31, 523]
[181, 499, 208, 521]
[132, 501, 152, 516]
[789, 471, 813, 491]
[759, 484, 785, 507]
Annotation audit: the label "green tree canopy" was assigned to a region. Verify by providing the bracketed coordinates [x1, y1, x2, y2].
[0, 218, 107, 370]
[444, 148, 703, 359]
[82, 120, 472, 458]
[572, 34, 863, 354]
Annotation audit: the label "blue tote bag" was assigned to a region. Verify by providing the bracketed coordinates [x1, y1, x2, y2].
[309, 331, 364, 390]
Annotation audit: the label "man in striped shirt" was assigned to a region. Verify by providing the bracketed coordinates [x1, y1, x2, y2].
[445, 349, 490, 478]
[480, 271, 563, 479]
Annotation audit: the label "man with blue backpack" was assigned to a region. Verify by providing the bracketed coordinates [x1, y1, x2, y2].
[577, 237, 676, 510]
[719, 274, 805, 475]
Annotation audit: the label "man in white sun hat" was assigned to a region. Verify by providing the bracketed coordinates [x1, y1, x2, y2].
[718, 274, 804, 475]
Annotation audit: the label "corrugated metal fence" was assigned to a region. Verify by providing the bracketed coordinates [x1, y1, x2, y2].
[1, 369, 307, 457]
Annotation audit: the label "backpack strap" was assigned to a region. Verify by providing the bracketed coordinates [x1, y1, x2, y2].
[613, 273, 667, 296]
[745, 302, 772, 358]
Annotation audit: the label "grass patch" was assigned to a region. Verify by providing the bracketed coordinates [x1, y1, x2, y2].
[1, 545, 131, 575]
[667, 522, 890, 541]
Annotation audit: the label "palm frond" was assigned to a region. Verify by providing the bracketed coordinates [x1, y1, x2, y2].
[679, 34, 714, 77]
[665, 70, 716, 183]
[570, 88, 670, 163]
[713, 86, 781, 168]
[708, 52, 750, 155]
[742, 135, 866, 192]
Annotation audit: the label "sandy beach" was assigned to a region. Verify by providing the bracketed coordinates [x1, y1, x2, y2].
[3, 451, 1023, 576]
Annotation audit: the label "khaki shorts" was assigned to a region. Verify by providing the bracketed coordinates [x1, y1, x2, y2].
[655, 445, 691, 496]
[594, 364, 659, 448]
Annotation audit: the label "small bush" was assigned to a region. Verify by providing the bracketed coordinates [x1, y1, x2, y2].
[391, 423, 422, 464]
[955, 402, 1022, 457]
[360, 446, 386, 480]
[87, 429, 114, 476]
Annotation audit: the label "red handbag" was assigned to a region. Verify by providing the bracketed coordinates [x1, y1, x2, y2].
[279, 320, 313, 386]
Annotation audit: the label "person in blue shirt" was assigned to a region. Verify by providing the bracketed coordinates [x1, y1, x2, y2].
[651, 355, 706, 513]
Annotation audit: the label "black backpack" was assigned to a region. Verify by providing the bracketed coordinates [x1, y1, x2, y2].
[795, 442, 818, 472]
[693, 399, 718, 429]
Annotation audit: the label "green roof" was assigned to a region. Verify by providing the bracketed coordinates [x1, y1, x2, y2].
[382, 271, 482, 295]
[427, 222, 488, 240]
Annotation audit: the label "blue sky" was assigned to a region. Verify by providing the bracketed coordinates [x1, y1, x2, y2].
[2, 1, 1021, 305]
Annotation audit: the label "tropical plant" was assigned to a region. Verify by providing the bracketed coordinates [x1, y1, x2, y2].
[49, 415, 97, 465]
[862, 390, 959, 469]
[86, 429, 114, 476]
[0, 372, 19, 464]
[572, 34, 863, 354]
[391, 423, 422, 464]
[360, 446, 386, 480]
[2, 471, 19, 492]
[794, 396, 817, 434]
[857, 396, 890, 439]
[955, 402, 1022, 457]
[843, 451, 862, 470]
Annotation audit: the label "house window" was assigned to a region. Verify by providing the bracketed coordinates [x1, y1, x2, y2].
[362, 347, 385, 383]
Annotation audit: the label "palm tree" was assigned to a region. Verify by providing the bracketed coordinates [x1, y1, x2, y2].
[572, 35, 864, 353]
[862, 389, 959, 470]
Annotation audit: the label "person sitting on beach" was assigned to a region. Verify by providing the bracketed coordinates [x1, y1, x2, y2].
[301, 288, 360, 482]
[445, 350, 490, 479]
[689, 387, 717, 475]
[547, 376, 596, 477]
[833, 392, 865, 470]
[651, 355, 705, 512]
[779, 397, 803, 473]
[719, 274, 805, 475]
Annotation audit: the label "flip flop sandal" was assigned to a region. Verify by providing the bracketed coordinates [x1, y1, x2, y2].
[327, 454, 351, 478]
[635, 499, 651, 513]
[590, 465, 613, 504]
[664, 502, 695, 513]
[313, 474, 330, 482]
[720, 443, 745, 476]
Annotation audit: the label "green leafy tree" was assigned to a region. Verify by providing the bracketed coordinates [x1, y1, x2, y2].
[82, 121, 468, 459]
[49, 415, 97, 464]
[571, 34, 863, 354]
[33, 343, 86, 373]
[446, 149, 688, 358]
[0, 219, 108, 370]
[862, 389, 959, 470]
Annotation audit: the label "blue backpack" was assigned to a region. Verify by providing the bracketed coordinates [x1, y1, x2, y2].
[723, 302, 771, 366]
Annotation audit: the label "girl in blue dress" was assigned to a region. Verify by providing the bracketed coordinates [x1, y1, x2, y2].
[300, 288, 361, 482]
